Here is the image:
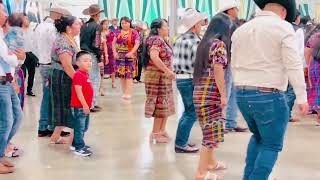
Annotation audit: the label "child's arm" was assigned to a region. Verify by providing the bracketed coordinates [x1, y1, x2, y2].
[75, 85, 90, 114]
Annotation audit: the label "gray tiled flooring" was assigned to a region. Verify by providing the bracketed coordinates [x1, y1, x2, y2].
[3, 73, 320, 180]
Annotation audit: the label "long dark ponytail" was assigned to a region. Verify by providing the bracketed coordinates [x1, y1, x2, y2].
[142, 18, 167, 67]
[194, 13, 234, 83]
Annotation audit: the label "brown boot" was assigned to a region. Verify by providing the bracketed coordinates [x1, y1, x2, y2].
[0, 157, 14, 167]
[0, 163, 15, 174]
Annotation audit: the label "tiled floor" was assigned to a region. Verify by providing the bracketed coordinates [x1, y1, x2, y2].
[4, 75, 320, 180]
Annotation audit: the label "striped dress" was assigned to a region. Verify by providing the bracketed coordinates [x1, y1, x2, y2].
[48, 34, 77, 128]
[307, 32, 320, 111]
[193, 39, 227, 149]
[144, 36, 175, 118]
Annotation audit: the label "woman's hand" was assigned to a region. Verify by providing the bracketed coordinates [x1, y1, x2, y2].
[220, 96, 227, 108]
[125, 52, 134, 58]
[114, 52, 119, 59]
[167, 70, 176, 81]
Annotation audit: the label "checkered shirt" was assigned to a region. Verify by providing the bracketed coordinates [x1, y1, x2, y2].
[173, 32, 201, 75]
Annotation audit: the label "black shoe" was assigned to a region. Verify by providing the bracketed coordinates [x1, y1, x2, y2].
[26, 92, 36, 96]
[94, 106, 102, 110]
[226, 126, 248, 133]
[38, 130, 50, 137]
[74, 148, 92, 157]
[90, 107, 101, 112]
[61, 131, 70, 137]
[46, 131, 70, 137]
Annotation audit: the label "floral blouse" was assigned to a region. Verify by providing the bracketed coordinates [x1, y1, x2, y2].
[51, 34, 78, 70]
[209, 39, 227, 69]
[307, 32, 320, 49]
[146, 35, 173, 68]
[115, 29, 140, 59]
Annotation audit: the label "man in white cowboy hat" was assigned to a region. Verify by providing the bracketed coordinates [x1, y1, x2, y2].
[173, 8, 207, 153]
[231, 0, 309, 179]
[80, 4, 104, 112]
[219, 0, 249, 133]
[34, 5, 71, 138]
[109, 18, 119, 31]
[218, 0, 239, 21]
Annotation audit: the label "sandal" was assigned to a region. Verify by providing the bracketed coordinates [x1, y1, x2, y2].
[5, 150, 20, 158]
[150, 133, 169, 144]
[50, 137, 68, 144]
[8, 143, 19, 151]
[205, 172, 218, 180]
[203, 172, 219, 180]
[209, 161, 227, 171]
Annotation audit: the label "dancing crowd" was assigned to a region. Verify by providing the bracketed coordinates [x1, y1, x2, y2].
[0, 0, 319, 179]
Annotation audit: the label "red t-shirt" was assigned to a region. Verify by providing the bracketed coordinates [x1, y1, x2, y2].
[70, 70, 94, 108]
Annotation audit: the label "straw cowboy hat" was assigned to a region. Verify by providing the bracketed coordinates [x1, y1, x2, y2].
[218, 0, 239, 13]
[46, 6, 71, 16]
[177, 8, 208, 34]
[82, 4, 104, 16]
[254, 0, 296, 22]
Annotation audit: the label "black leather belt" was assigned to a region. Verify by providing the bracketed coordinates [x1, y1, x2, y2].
[236, 85, 283, 93]
[39, 63, 52, 66]
[0, 76, 10, 85]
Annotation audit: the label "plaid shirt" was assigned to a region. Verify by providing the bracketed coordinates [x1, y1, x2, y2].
[173, 32, 201, 75]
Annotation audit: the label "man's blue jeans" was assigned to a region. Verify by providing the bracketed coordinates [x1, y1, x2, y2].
[225, 65, 238, 128]
[71, 108, 90, 150]
[236, 88, 289, 180]
[175, 79, 197, 147]
[39, 65, 53, 131]
[285, 83, 296, 119]
[0, 82, 23, 158]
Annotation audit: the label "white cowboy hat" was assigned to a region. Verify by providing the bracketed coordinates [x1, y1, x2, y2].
[177, 8, 208, 34]
[46, 6, 71, 16]
[218, 0, 239, 13]
[133, 20, 148, 30]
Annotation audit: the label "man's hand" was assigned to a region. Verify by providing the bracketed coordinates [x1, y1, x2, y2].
[298, 103, 309, 116]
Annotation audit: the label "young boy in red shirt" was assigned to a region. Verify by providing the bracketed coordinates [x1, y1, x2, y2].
[70, 51, 94, 157]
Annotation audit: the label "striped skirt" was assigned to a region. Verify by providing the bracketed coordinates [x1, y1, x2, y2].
[308, 59, 320, 111]
[48, 68, 73, 128]
[193, 75, 224, 149]
[15, 67, 25, 109]
[144, 67, 175, 118]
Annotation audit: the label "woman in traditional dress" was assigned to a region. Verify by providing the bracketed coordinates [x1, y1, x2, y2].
[306, 31, 320, 126]
[49, 15, 81, 144]
[193, 13, 233, 180]
[143, 19, 175, 144]
[100, 19, 116, 95]
[112, 16, 140, 101]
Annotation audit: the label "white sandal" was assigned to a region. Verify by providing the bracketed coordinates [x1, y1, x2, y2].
[204, 171, 218, 180]
[210, 161, 227, 171]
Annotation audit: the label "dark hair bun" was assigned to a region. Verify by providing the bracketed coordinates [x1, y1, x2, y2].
[54, 16, 76, 33]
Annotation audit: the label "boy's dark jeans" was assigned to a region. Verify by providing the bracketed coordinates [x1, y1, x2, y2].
[71, 108, 90, 150]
